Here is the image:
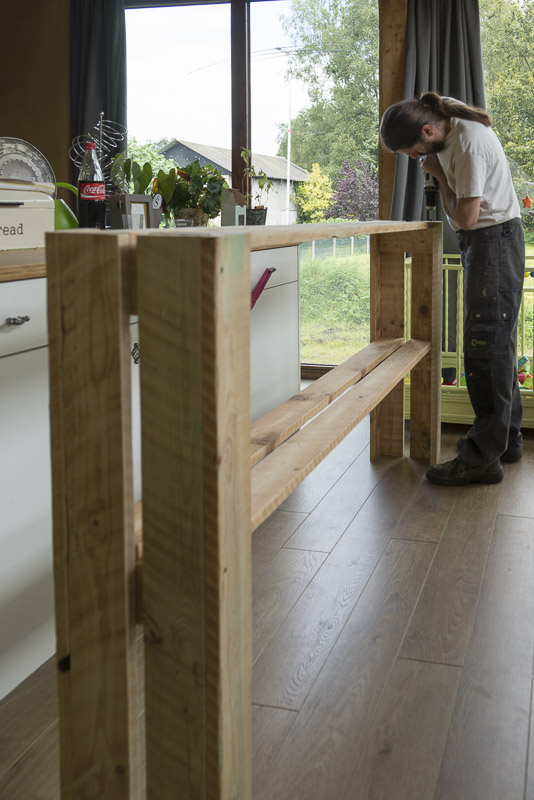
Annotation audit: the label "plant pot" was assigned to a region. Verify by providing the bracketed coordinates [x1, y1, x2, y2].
[246, 207, 268, 225]
[174, 207, 209, 227]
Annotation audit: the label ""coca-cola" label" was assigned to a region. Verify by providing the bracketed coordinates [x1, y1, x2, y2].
[79, 182, 106, 201]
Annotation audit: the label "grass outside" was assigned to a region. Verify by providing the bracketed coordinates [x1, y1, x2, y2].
[300, 243, 534, 366]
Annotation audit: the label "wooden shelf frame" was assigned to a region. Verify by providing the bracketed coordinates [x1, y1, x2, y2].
[46, 220, 442, 800]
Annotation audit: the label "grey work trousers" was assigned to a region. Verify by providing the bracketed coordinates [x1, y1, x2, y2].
[457, 218, 525, 467]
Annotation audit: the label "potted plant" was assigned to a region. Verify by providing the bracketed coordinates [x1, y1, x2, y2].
[241, 148, 273, 225]
[109, 153, 162, 228]
[152, 160, 227, 226]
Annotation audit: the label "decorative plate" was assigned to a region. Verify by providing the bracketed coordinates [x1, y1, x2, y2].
[0, 137, 55, 183]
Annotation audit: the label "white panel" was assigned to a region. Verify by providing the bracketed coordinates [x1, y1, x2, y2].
[250, 246, 298, 290]
[0, 347, 54, 699]
[0, 277, 48, 356]
[250, 281, 300, 421]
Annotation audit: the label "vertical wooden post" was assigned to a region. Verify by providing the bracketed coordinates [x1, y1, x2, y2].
[409, 223, 442, 463]
[231, 0, 251, 197]
[47, 231, 140, 799]
[137, 232, 252, 799]
[369, 233, 406, 459]
[378, 0, 408, 219]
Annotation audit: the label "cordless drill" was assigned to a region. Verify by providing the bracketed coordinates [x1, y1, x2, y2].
[423, 168, 439, 220]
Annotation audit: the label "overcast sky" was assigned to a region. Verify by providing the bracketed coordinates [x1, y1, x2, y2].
[126, 1, 310, 157]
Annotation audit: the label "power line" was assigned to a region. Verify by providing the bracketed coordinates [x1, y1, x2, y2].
[186, 44, 355, 74]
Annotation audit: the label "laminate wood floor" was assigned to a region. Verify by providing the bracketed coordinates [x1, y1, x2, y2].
[2, 421, 534, 800]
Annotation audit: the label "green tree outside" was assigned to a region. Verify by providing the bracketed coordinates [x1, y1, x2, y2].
[278, 0, 379, 179]
[294, 162, 333, 222]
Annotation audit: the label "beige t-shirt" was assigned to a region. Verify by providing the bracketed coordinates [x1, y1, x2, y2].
[437, 117, 520, 230]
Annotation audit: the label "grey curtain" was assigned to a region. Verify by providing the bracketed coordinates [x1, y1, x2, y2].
[390, 0, 486, 255]
[70, 0, 127, 181]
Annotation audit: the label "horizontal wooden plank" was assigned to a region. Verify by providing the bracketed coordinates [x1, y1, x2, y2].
[0, 221, 434, 283]
[250, 338, 430, 531]
[0, 247, 46, 282]
[125, 221, 433, 251]
[246, 221, 434, 250]
[251, 337, 404, 466]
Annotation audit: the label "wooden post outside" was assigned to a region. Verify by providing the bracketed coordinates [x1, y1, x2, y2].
[231, 0, 251, 197]
[47, 231, 140, 799]
[378, 0, 408, 219]
[369, 233, 406, 459]
[137, 232, 252, 799]
[409, 223, 442, 463]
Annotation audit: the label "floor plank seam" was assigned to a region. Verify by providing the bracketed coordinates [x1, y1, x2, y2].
[396, 654, 465, 669]
[279, 533, 395, 710]
[281, 437, 371, 520]
[252, 701, 298, 712]
[496, 511, 534, 522]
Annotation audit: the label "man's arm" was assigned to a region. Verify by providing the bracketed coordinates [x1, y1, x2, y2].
[422, 154, 480, 230]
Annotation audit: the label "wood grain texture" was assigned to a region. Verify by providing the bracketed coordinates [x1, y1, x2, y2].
[252, 509, 308, 579]
[435, 514, 534, 800]
[252, 458, 428, 713]
[252, 526, 392, 711]
[250, 337, 404, 466]
[253, 548, 327, 662]
[252, 706, 297, 797]
[370, 382, 405, 459]
[369, 239, 406, 459]
[137, 233, 252, 800]
[279, 418, 371, 514]
[0, 247, 46, 282]
[44, 233, 72, 799]
[47, 231, 140, 799]
[378, 0, 408, 218]
[0, 719, 59, 800]
[347, 659, 462, 800]
[399, 482, 502, 666]
[409, 226, 443, 463]
[392, 478, 457, 543]
[0, 657, 57, 781]
[497, 451, 534, 518]
[254, 539, 436, 800]
[284, 445, 390, 551]
[251, 339, 430, 531]
[133, 219, 432, 250]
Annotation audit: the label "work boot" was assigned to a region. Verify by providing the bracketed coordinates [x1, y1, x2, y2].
[456, 435, 522, 463]
[426, 457, 503, 486]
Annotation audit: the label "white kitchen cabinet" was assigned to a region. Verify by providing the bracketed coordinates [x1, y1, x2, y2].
[250, 246, 300, 420]
[0, 345, 53, 699]
[0, 277, 48, 356]
[0, 288, 142, 700]
[0, 244, 299, 700]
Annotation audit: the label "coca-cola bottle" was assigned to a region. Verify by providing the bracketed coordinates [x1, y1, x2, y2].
[77, 142, 106, 228]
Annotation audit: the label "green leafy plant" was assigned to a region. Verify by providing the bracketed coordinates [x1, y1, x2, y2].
[152, 160, 227, 220]
[241, 148, 273, 208]
[111, 152, 154, 194]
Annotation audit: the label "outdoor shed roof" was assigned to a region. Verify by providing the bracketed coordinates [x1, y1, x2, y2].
[160, 139, 309, 182]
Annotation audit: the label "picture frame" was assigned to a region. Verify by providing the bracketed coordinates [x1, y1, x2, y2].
[109, 193, 162, 229]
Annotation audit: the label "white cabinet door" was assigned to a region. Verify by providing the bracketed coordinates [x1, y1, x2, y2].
[0, 346, 54, 700]
[250, 247, 300, 421]
[0, 277, 47, 357]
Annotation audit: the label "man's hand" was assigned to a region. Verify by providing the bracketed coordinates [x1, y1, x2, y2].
[420, 155, 480, 229]
[419, 154, 445, 182]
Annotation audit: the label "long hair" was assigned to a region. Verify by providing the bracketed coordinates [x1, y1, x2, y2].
[379, 91, 492, 152]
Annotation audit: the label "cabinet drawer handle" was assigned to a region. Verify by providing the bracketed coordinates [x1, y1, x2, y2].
[5, 315, 31, 326]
